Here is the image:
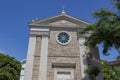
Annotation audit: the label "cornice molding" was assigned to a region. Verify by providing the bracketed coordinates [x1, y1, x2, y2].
[29, 14, 90, 28]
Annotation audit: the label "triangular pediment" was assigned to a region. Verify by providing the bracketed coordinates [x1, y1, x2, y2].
[50, 20, 78, 28]
[29, 14, 89, 28]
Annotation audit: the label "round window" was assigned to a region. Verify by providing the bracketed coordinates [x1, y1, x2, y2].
[56, 32, 71, 45]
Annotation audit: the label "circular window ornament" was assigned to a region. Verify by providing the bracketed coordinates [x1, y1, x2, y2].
[56, 32, 71, 45]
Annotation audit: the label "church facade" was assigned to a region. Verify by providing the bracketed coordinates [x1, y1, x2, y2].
[24, 13, 103, 80]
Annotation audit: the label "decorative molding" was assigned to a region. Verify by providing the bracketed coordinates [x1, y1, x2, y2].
[29, 14, 89, 27]
[30, 28, 49, 32]
[52, 63, 76, 68]
[30, 27, 49, 36]
[30, 31, 49, 36]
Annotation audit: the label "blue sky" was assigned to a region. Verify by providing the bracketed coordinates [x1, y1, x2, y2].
[0, 0, 119, 61]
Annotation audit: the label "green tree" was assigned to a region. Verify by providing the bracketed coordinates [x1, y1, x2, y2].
[79, 0, 120, 55]
[117, 55, 120, 60]
[85, 66, 100, 80]
[0, 53, 21, 80]
[102, 61, 120, 80]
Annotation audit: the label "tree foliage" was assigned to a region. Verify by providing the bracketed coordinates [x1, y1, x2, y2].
[0, 53, 21, 80]
[117, 55, 120, 60]
[79, 0, 120, 55]
[102, 61, 120, 80]
[85, 66, 100, 80]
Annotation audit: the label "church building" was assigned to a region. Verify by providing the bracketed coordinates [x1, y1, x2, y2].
[24, 11, 103, 80]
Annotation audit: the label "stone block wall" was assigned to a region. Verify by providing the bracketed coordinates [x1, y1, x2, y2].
[48, 30, 80, 57]
[32, 36, 41, 80]
[47, 30, 82, 80]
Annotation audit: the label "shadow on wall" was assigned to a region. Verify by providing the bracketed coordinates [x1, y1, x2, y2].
[81, 73, 103, 80]
[82, 75, 89, 80]
[82, 47, 103, 80]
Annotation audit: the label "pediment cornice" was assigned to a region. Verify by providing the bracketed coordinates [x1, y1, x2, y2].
[29, 13, 90, 28]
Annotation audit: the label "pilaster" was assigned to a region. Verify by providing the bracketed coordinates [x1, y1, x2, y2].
[38, 35, 49, 80]
[24, 35, 36, 80]
[79, 38, 89, 80]
[24, 26, 49, 80]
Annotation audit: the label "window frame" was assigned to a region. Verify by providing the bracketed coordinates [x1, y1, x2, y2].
[54, 68, 74, 80]
[56, 31, 71, 46]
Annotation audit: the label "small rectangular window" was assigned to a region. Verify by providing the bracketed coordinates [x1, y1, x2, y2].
[57, 71, 71, 80]
[54, 68, 74, 80]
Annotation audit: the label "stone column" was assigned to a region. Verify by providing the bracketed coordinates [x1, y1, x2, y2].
[79, 38, 89, 80]
[24, 35, 36, 80]
[38, 35, 49, 80]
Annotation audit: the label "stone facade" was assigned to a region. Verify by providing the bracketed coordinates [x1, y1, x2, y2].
[48, 31, 80, 57]
[24, 13, 103, 80]
[47, 30, 81, 80]
[32, 36, 41, 80]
